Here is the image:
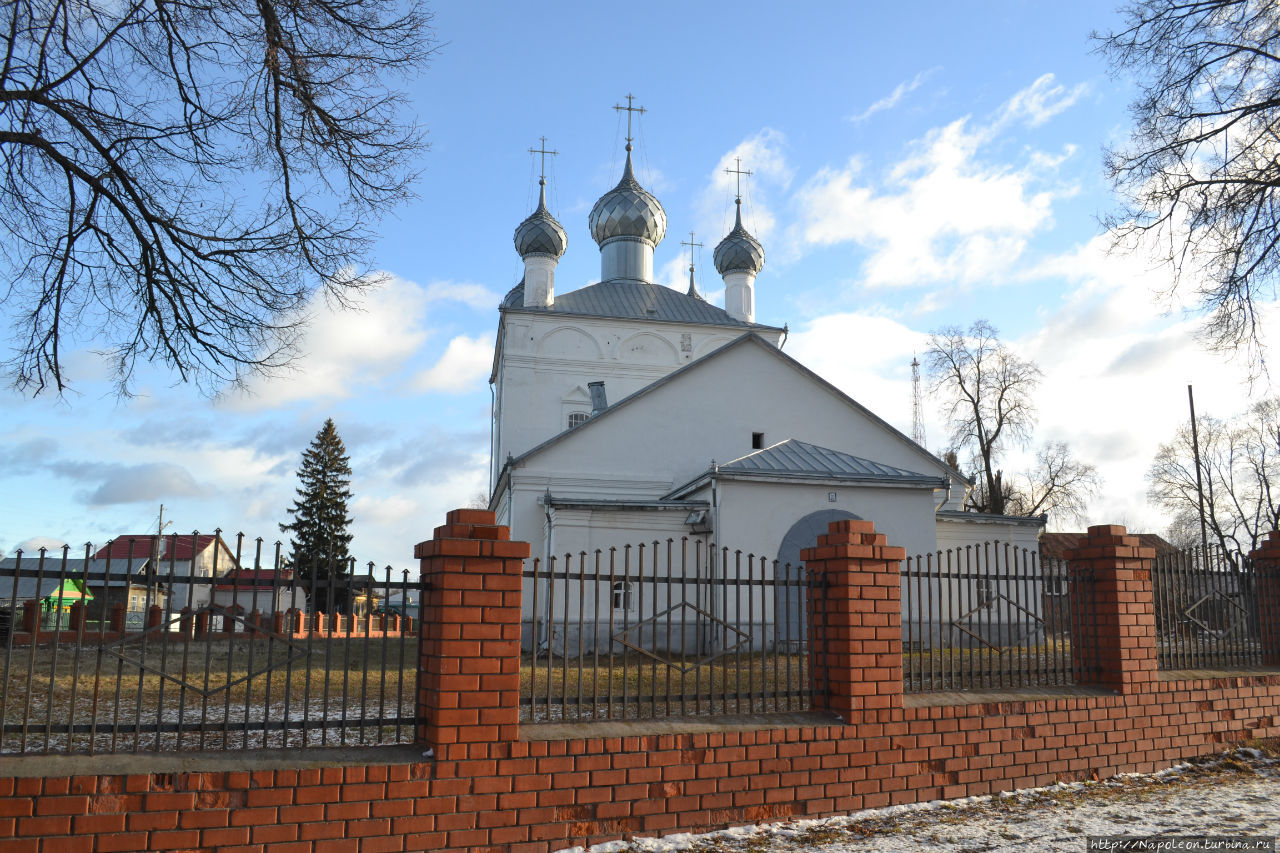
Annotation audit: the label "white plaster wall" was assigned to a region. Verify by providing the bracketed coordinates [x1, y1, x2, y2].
[493, 316, 782, 483]
[713, 479, 939, 566]
[522, 337, 953, 492]
[934, 516, 1043, 559]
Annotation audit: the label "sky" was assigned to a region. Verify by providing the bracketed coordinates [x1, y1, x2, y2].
[1, 0, 1271, 571]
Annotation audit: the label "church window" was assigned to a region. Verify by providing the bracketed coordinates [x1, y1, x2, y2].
[751, 432, 764, 449]
[612, 581, 632, 611]
[568, 412, 589, 429]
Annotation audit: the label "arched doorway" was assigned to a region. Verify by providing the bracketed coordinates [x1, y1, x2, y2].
[775, 509, 861, 648]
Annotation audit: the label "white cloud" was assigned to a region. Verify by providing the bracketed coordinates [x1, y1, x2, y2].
[793, 76, 1082, 289]
[221, 275, 432, 411]
[87, 462, 208, 506]
[422, 281, 502, 311]
[997, 73, 1089, 129]
[695, 130, 792, 256]
[12, 537, 69, 557]
[786, 313, 933, 441]
[412, 335, 492, 394]
[849, 69, 938, 123]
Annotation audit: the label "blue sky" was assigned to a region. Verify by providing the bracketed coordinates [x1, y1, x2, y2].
[2, 1, 1267, 569]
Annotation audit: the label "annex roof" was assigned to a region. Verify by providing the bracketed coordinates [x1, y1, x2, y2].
[720, 439, 942, 483]
[665, 439, 948, 499]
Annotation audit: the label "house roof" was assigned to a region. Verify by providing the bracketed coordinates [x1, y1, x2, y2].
[93, 534, 230, 562]
[664, 439, 948, 499]
[214, 569, 293, 590]
[1039, 531, 1177, 561]
[936, 509, 1048, 528]
[495, 333, 967, 497]
[0, 559, 92, 604]
[720, 439, 941, 482]
[84, 558, 153, 586]
[501, 279, 783, 332]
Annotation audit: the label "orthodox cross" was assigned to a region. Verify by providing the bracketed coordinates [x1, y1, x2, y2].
[724, 158, 753, 201]
[613, 94, 646, 146]
[680, 232, 703, 271]
[528, 136, 557, 182]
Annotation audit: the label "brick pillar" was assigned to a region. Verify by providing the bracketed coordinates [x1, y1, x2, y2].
[109, 603, 126, 633]
[414, 508, 528, 760]
[1064, 524, 1158, 693]
[802, 519, 905, 718]
[21, 600, 38, 634]
[1248, 531, 1280, 665]
[69, 602, 85, 633]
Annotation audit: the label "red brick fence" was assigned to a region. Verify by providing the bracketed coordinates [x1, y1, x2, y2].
[2, 511, 1279, 853]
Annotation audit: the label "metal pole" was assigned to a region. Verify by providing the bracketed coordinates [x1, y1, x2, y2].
[1189, 385, 1210, 564]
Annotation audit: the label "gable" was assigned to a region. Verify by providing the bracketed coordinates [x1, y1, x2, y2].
[512, 334, 959, 488]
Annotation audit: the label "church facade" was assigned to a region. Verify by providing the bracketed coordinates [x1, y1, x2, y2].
[487, 130, 1043, 648]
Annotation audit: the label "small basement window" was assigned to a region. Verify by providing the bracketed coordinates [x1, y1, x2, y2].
[568, 412, 589, 429]
[751, 432, 764, 449]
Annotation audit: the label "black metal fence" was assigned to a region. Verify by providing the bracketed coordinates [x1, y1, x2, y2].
[0, 533, 421, 755]
[1152, 546, 1263, 670]
[521, 540, 821, 723]
[900, 544, 1100, 692]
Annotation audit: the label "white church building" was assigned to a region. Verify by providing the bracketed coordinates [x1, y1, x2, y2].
[487, 127, 1043, 649]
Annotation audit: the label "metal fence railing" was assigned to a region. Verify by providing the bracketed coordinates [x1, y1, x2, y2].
[900, 544, 1100, 692]
[1152, 546, 1263, 670]
[521, 540, 821, 723]
[0, 533, 421, 755]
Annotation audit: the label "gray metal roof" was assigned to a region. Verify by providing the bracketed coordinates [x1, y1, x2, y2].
[505, 279, 776, 329]
[0, 558, 90, 603]
[721, 439, 938, 482]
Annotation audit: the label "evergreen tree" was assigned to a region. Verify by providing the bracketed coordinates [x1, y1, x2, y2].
[280, 419, 354, 611]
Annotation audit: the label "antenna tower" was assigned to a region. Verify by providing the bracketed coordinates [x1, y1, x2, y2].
[911, 357, 927, 447]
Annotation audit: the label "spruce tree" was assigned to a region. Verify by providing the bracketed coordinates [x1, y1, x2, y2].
[280, 418, 354, 611]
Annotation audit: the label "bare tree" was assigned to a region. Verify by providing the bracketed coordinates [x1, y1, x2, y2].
[1148, 399, 1280, 555]
[927, 320, 1100, 525]
[1005, 441, 1101, 524]
[927, 320, 1040, 516]
[0, 0, 434, 395]
[1097, 0, 1280, 366]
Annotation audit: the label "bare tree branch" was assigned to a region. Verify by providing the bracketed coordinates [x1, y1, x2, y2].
[1098, 0, 1280, 373]
[0, 0, 434, 395]
[1147, 398, 1280, 555]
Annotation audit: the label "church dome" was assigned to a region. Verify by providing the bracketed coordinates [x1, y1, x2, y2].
[588, 149, 667, 247]
[501, 279, 524, 307]
[713, 200, 765, 275]
[514, 182, 567, 259]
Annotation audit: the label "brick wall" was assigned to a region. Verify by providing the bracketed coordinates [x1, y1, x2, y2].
[2, 513, 1280, 853]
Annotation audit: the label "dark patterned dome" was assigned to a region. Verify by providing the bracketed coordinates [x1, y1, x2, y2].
[588, 149, 667, 247]
[514, 182, 567, 259]
[714, 200, 765, 275]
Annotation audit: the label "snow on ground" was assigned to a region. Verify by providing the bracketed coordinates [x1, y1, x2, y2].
[558, 748, 1280, 852]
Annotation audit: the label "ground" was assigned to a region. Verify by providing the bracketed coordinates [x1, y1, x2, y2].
[557, 746, 1280, 852]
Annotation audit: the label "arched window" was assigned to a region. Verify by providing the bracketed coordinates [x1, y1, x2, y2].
[612, 581, 632, 611]
[567, 411, 589, 429]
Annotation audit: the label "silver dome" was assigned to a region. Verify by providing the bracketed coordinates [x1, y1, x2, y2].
[588, 149, 667, 247]
[514, 181, 567, 259]
[713, 200, 765, 275]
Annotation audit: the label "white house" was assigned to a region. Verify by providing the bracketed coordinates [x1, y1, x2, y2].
[488, 130, 1044, 651]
